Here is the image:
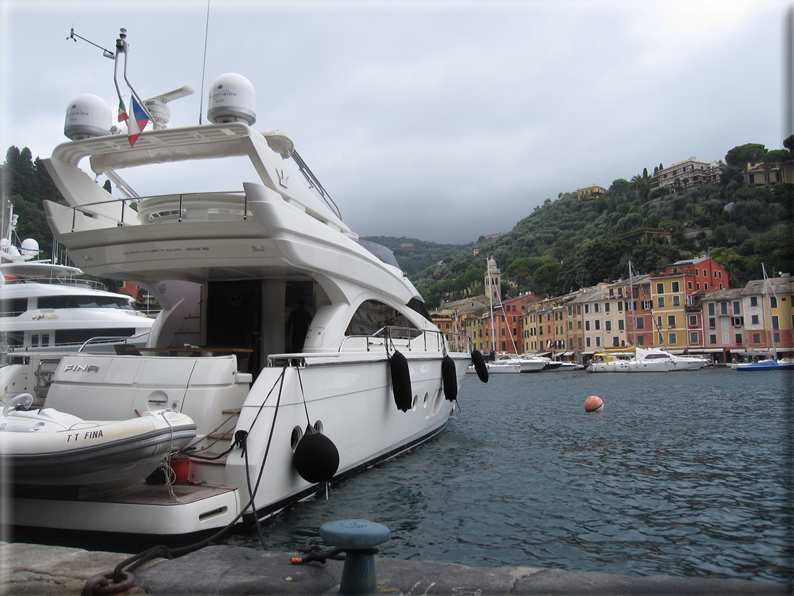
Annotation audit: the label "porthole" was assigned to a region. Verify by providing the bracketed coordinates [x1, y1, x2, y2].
[411, 394, 418, 411]
[313, 420, 324, 434]
[423, 392, 429, 408]
[290, 426, 303, 451]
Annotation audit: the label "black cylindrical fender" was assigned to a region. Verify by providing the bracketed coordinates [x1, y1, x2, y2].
[471, 349, 489, 383]
[442, 355, 458, 402]
[390, 350, 412, 412]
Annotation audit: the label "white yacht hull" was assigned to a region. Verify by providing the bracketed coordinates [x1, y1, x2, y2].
[485, 362, 522, 374]
[587, 359, 672, 373]
[10, 351, 467, 534]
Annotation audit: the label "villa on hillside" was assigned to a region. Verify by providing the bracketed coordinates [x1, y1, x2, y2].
[651, 157, 724, 193]
[575, 184, 606, 199]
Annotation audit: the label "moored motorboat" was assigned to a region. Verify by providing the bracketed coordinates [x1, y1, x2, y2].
[486, 358, 522, 374]
[1, 205, 153, 356]
[539, 357, 563, 371]
[13, 28, 478, 536]
[586, 347, 709, 373]
[0, 395, 196, 489]
[734, 358, 794, 371]
[494, 353, 546, 373]
[555, 361, 584, 371]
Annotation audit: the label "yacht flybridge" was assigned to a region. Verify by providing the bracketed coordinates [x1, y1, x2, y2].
[7, 29, 481, 536]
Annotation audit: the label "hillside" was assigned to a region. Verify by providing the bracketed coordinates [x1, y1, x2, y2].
[412, 143, 794, 308]
[358, 236, 462, 279]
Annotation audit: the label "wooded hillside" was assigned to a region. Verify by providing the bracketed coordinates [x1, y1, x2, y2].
[370, 141, 794, 308]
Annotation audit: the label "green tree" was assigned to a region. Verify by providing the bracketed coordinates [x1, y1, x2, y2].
[533, 262, 561, 297]
[630, 174, 650, 202]
[505, 256, 545, 280]
[783, 134, 794, 155]
[0, 146, 63, 258]
[724, 143, 768, 169]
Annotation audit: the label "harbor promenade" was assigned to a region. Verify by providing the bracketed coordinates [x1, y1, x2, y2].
[1, 541, 788, 595]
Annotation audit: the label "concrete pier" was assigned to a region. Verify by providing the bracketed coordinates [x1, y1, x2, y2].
[1, 542, 788, 595]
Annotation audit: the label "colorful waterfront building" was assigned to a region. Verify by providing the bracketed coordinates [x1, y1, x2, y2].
[602, 280, 631, 349]
[740, 272, 794, 358]
[621, 273, 654, 348]
[649, 256, 728, 353]
[697, 288, 745, 363]
[570, 282, 610, 358]
[522, 301, 542, 354]
[563, 299, 584, 355]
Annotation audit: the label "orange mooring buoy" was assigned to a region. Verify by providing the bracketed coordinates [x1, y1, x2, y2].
[584, 395, 603, 412]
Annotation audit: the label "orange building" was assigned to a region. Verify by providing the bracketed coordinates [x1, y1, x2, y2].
[650, 256, 728, 352]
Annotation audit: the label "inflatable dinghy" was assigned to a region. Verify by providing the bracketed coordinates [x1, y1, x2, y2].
[0, 394, 196, 488]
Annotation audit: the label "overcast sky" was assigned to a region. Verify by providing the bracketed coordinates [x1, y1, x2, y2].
[1, 0, 791, 244]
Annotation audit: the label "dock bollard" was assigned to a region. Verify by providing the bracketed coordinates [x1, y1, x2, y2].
[319, 519, 398, 596]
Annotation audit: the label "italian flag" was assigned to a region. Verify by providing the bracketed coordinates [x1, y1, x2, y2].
[118, 98, 128, 122]
[127, 95, 149, 148]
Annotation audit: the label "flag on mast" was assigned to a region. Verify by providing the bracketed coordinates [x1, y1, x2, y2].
[118, 98, 128, 122]
[127, 95, 149, 147]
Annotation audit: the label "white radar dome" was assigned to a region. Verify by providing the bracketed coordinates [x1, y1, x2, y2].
[64, 94, 112, 140]
[207, 73, 256, 125]
[20, 238, 39, 259]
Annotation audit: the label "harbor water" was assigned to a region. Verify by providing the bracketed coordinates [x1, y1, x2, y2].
[233, 367, 793, 585]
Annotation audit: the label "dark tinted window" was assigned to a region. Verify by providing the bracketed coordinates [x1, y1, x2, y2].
[407, 297, 432, 322]
[0, 298, 27, 317]
[346, 300, 415, 336]
[54, 328, 135, 345]
[38, 295, 133, 310]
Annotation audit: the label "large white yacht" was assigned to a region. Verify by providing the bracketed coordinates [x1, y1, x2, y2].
[0, 219, 153, 352]
[8, 30, 476, 536]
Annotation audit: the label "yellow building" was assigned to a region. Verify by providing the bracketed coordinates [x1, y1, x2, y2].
[575, 184, 606, 199]
[650, 256, 728, 352]
[741, 273, 794, 356]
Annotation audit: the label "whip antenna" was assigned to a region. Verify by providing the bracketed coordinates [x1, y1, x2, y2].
[199, 0, 211, 125]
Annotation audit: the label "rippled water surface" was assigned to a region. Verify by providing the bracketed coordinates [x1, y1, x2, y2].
[233, 368, 793, 584]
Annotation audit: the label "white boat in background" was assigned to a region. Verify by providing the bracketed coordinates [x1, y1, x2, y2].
[0, 394, 195, 490]
[538, 357, 563, 371]
[1, 206, 154, 404]
[495, 353, 546, 373]
[11, 29, 477, 536]
[486, 356, 523, 374]
[586, 347, 709, 373]
[1, 204, 153, 356]
[555, 361, 584, 371]
[587, 262, 709, 373]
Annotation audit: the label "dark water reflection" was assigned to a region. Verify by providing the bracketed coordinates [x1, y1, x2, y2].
[232, 368, 793, 583]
